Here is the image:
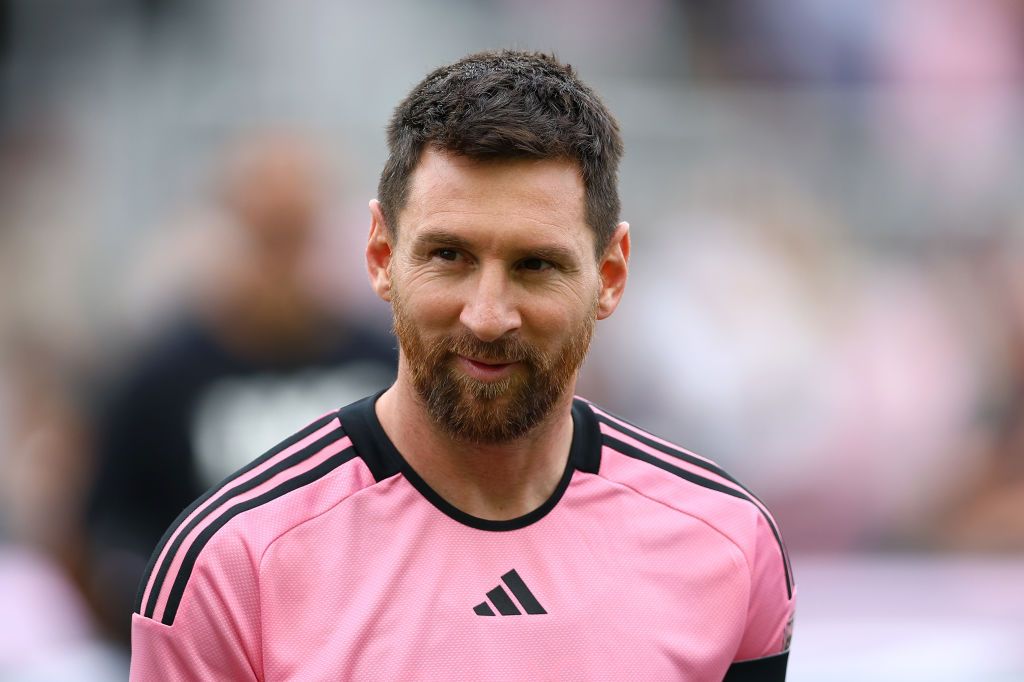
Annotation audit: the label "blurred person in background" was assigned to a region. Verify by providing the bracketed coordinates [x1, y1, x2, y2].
[83, 132, 396, 645]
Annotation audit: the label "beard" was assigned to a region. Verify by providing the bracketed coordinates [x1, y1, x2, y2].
[391, 291, 596, 444]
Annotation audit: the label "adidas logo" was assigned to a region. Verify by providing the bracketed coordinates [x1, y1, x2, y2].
[473, 569, 547, 616]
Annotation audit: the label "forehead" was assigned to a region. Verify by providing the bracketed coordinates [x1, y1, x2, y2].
[397, 149, 592, 252]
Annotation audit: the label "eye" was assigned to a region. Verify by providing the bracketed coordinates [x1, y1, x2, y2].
[519, 257, 555, 272]
[433, 248, 460, 262]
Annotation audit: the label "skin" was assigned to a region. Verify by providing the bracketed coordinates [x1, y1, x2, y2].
[366, 148, 630, 521]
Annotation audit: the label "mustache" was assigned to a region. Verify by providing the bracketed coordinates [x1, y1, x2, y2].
[443, 334, 545, 366]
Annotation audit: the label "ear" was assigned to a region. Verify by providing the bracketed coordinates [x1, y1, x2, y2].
[367, 199, 394, 302]
[596, 221, 630, 320]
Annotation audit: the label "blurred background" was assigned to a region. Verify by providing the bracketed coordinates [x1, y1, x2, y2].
[1, 0, 1022, 680]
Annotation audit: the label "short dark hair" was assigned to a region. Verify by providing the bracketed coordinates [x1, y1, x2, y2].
[378, 49, 624, 257]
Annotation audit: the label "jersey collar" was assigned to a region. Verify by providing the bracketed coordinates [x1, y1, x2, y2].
[337, 390, 601, 531]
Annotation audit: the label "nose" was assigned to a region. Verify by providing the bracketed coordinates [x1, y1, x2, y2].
[459, 264, 522, 342]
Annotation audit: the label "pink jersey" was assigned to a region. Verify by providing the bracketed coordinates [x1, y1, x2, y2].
[131, 394, 794, 681]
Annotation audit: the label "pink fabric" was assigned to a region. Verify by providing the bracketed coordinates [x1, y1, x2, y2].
[131, 402, 794, 680]
[596, 446, 793, 661]
[138, 414, 341, 614]
[145, 432, 352, 623]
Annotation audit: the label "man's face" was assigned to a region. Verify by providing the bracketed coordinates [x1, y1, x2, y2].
[379, 149, 611, 443]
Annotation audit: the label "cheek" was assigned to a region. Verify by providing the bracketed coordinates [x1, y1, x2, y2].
[526, 294, 594, 344]
[396, 281, 463, 329]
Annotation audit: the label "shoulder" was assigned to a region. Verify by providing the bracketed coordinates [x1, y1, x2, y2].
[577, 399, 794, 600]
[134, 406, 380, 626]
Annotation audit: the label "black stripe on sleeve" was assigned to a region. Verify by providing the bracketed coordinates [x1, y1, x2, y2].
[603, 434, 792, 600]
[594, 412, 760, 501]
[723, 651, 789, 681]
[594, 407, 793, 599]
[160, 447, 356, 625]
[141, 425, 347, 619]
[134, 413, 340, 614]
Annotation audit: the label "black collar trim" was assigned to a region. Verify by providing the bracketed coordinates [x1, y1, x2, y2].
[337, 392, 602, 531]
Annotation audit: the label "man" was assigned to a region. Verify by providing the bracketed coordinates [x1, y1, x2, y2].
[130, 50, 794, 681]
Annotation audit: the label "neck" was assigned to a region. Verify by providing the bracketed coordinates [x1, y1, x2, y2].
[375, 374, 575, 521]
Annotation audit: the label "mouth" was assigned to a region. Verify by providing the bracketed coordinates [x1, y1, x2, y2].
[456, 355, 519, 381]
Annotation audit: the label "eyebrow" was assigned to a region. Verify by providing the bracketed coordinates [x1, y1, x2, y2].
[412, 228, 581, 265]
[411, 229, 474, 252]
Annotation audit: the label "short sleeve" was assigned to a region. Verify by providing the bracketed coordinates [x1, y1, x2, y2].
[130, 529, 262, 680]
[734, 509, 796, 661]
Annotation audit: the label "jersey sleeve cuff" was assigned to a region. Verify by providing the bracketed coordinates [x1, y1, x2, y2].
[723, 650, 790, 681]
